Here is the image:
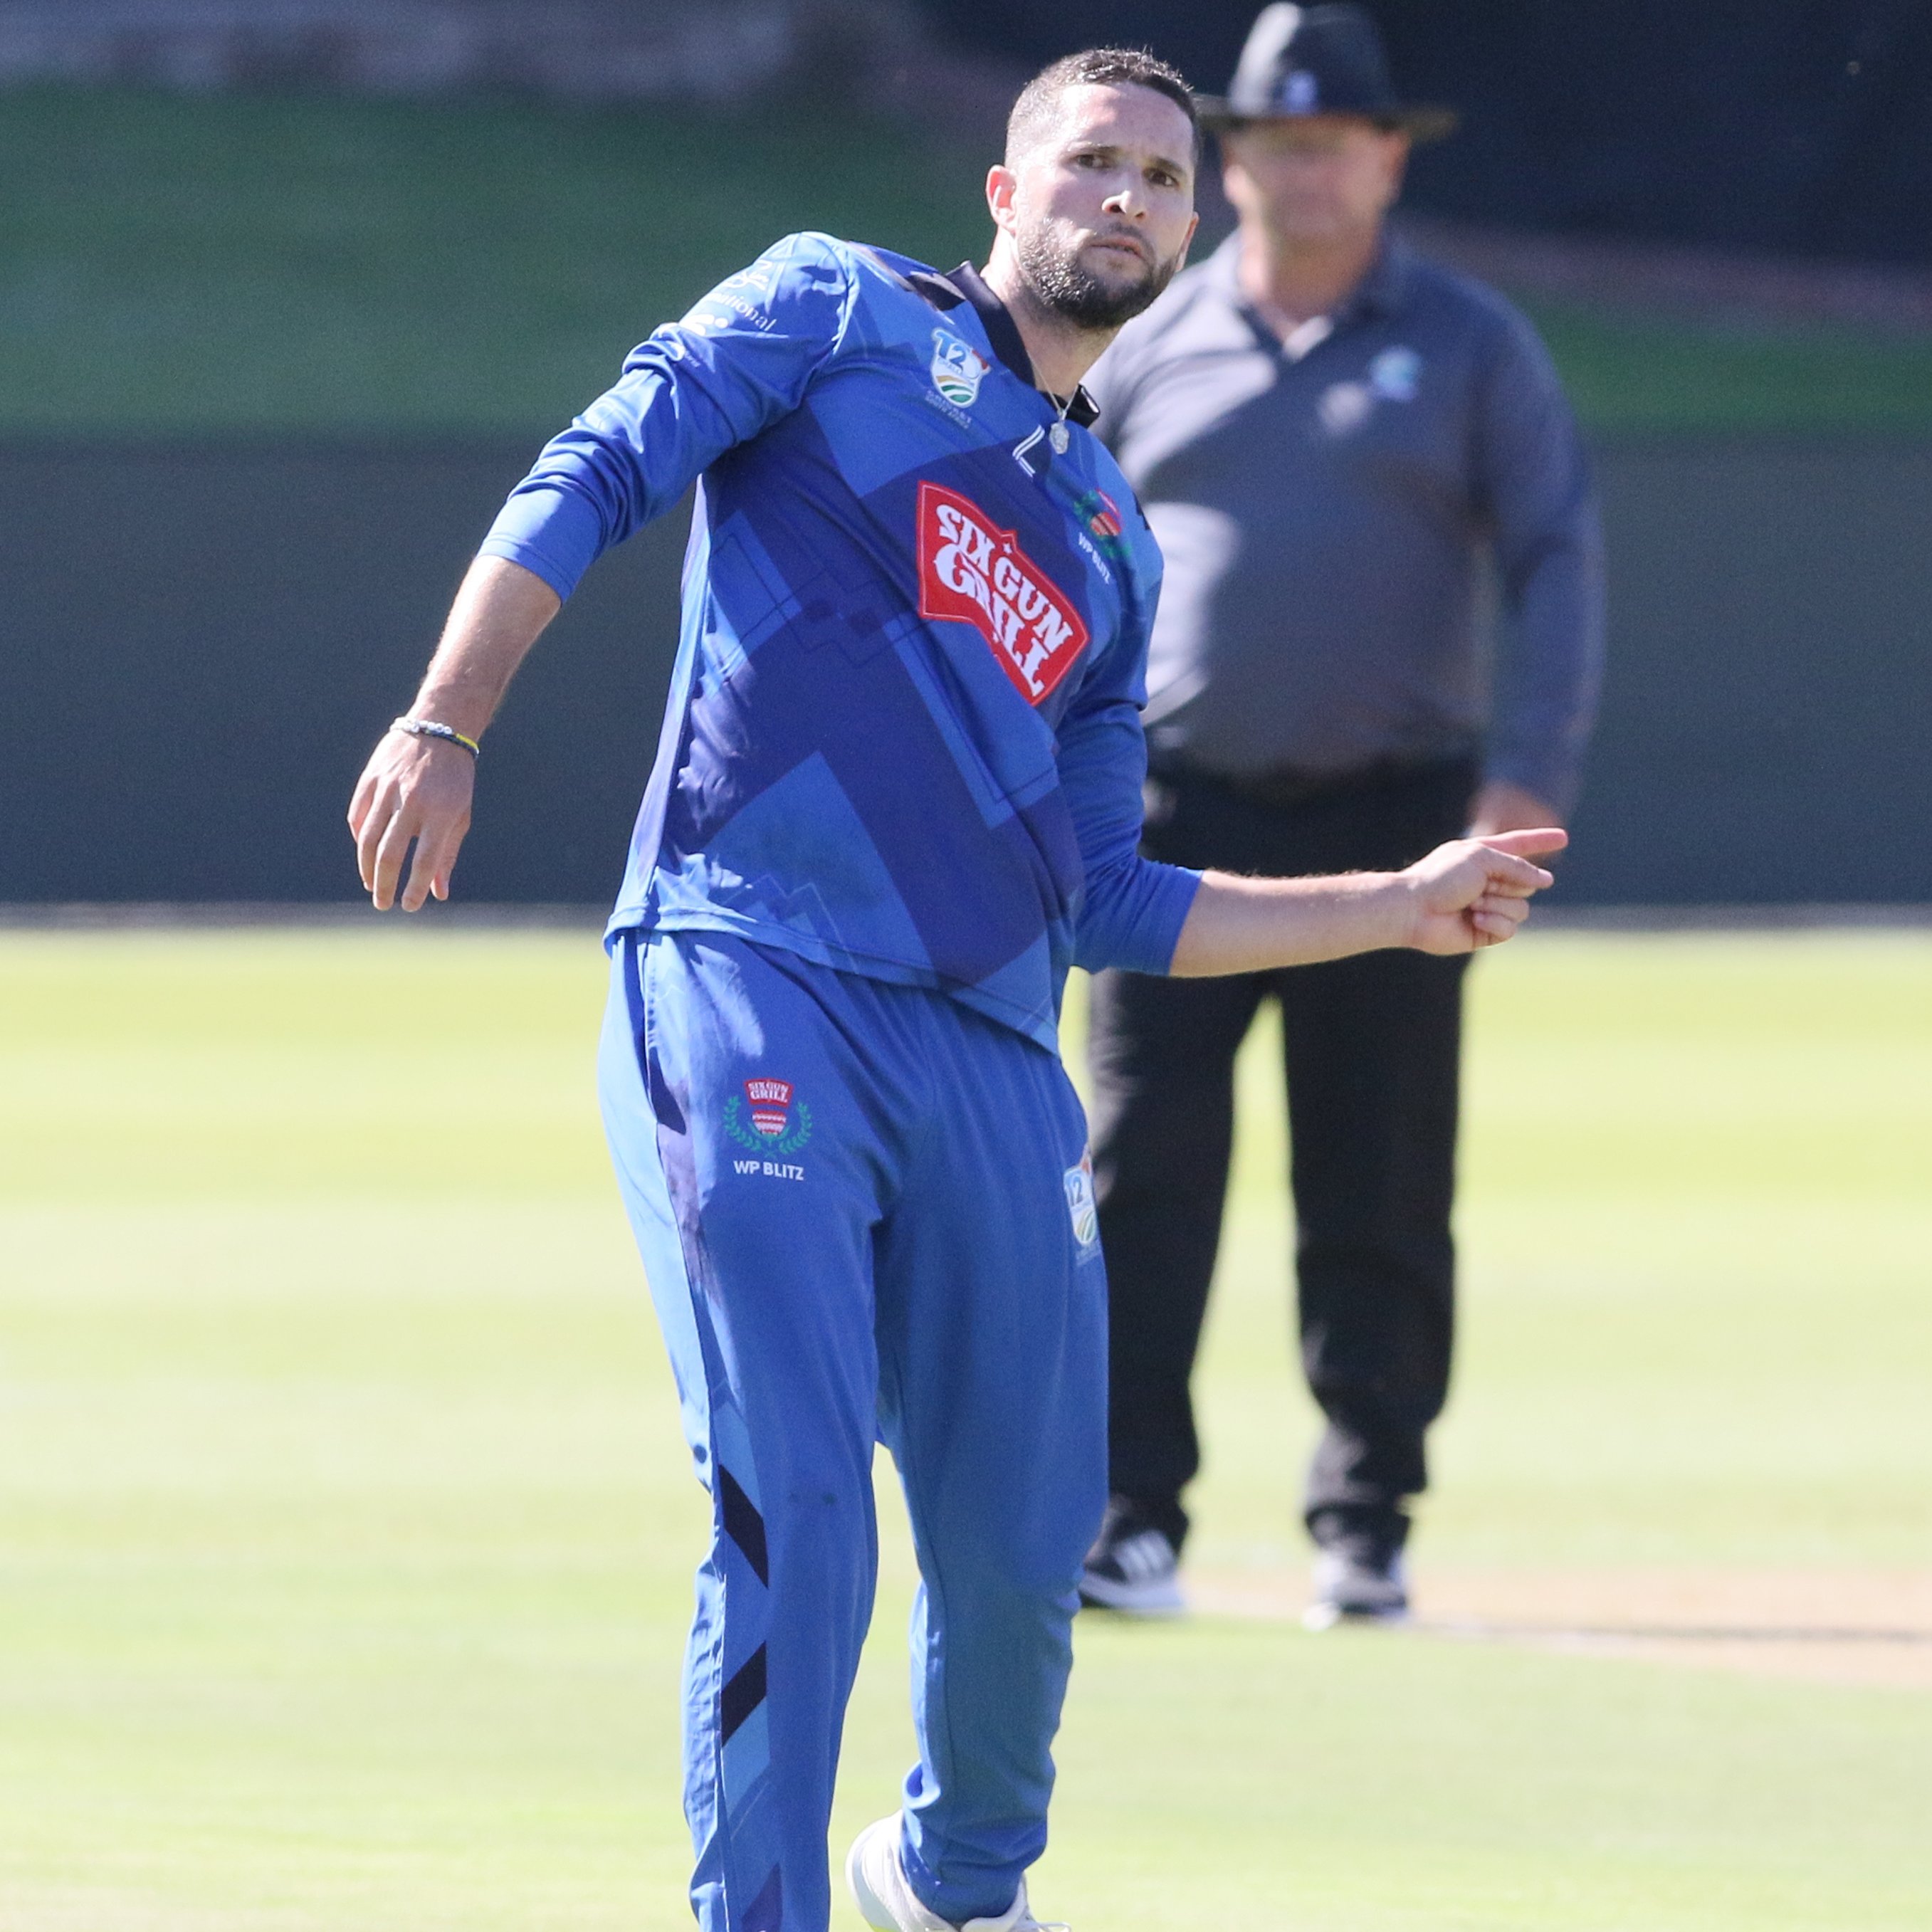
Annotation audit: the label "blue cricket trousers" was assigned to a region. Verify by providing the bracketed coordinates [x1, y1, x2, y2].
[598, 929, 1108, 1932]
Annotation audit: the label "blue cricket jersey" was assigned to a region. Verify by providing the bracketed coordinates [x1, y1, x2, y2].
[482, 232, 1201, 1051]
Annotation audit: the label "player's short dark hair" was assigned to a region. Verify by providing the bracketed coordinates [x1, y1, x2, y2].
[1005, 47, 1201, 172]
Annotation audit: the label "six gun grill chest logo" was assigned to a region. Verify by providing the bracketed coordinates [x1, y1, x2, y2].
[930, 329, 992, 409]
[725, 1078, 814, 1179]
[917, 481, 1091, 704]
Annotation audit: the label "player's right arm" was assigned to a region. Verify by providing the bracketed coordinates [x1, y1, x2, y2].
[348, 233, 860, 910]
[348, 555, 559, 912]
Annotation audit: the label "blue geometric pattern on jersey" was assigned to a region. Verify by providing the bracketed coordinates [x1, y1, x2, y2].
[482, 232, 1200, 1049]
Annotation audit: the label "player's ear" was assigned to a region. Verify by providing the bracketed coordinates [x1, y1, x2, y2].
[985, 163, 1020, 236]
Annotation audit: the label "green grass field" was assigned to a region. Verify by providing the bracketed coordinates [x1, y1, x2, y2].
[1, 926, 1929, 1929]
[6, 85, 1932, 438]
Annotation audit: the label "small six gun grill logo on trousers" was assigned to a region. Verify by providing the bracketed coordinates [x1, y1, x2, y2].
[917, 481, 1091, 704]
[745, 1078, 792, 1136]
[725, 1078, 814, 1155]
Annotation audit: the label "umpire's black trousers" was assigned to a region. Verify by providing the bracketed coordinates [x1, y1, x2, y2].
[1086, 756, 1479, 1553]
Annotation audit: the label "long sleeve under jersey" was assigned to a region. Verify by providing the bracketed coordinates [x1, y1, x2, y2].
[481, 231, 1200, 1050]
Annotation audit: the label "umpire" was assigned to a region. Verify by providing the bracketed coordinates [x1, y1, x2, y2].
[1078, 4, 1605, 1626]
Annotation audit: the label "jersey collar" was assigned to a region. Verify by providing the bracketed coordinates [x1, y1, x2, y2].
[910, 261, 1101, 429]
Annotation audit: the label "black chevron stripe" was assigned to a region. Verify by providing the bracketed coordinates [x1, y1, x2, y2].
[720, 1644, 767, 1743]
[719, 1465, 770, 1585]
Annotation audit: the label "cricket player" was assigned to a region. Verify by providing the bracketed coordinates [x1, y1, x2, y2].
[349, 46, 1562, 1932]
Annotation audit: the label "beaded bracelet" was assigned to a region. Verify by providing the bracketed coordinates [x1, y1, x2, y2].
[391, 716, 481, 758]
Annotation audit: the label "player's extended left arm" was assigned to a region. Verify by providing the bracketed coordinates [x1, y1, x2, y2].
[1166, 831, 1565, 976]
[1061, 695, 1565, 978]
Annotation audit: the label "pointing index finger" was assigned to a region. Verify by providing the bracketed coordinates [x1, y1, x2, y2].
[1476, 827, 1568, 861]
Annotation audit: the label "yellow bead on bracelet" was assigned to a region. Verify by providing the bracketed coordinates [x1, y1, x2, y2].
[390, 716, 480, 758]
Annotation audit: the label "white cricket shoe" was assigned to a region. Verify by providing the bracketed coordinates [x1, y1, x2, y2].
[845, 1815, 1066, 1931]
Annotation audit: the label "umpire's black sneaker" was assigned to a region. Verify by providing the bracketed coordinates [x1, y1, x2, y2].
[1078, 1496, 1185, 1617]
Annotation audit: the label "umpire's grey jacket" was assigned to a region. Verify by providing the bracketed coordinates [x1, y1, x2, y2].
[1087, 233, 1605, 813]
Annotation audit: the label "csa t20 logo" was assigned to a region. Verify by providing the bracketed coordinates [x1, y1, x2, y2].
[725, 1078, 814, 1155]
[930, 329, 991, 409]
[1064, 1150, 1101, 1255]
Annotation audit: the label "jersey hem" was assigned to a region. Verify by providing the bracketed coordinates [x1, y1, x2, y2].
[604, 905, 1063, 1054]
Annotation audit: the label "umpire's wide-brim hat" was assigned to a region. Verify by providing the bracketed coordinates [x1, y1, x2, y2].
[1197, 3, 1459, 142]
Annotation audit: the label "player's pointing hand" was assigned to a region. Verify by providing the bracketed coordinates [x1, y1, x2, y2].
[1400, 828, 1567, 954]
[1170, 827, 1568, 975]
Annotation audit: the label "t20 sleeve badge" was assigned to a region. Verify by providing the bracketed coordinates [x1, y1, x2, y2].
[1064, 1151, 1101, 1255]
[930, 328, 992, 409]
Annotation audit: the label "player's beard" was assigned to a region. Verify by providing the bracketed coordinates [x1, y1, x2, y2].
[1016, 219, 1179, 331]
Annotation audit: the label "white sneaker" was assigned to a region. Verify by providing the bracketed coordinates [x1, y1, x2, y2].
[845, 1815, 1066, 1931]
[1303, 1546, 1410, 1631]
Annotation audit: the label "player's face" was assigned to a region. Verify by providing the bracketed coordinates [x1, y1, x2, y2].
[992, 83, 1199, 330]
[1222, 116, 1409, 248]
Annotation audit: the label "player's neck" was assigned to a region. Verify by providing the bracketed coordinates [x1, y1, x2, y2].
[979, 257, 1115, 402]
[1238, 223, 1382, 331]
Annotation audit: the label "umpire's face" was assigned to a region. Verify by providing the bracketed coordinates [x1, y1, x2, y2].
[1222, 115, 1409, 249]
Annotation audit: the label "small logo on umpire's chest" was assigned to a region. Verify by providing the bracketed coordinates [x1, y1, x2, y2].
[1369, 346, 1422, 400]
[1318, 346, 1423, 438]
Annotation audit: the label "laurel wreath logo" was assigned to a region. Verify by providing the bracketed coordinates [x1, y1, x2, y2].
[723, 1095, 814, 1156]
[1076, 488, 1129, 557]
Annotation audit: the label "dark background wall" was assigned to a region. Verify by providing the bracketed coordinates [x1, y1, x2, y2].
[1, 445, 678, 906]
[4, 441, 1927, 908]
[919, 0, 1932, 266]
